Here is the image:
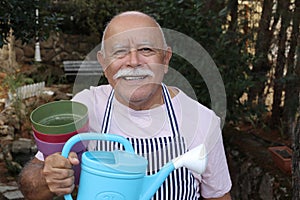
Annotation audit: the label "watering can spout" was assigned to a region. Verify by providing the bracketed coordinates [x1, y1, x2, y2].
[139, 162, 175, 200]
[172, 144, 207, 175]
[140, 144, 207, 200]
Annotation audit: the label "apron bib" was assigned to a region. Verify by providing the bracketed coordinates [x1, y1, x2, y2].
[97, 83, 199, 199]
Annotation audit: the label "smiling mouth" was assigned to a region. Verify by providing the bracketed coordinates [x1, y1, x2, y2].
[113, 68, 155, 81]
[122, 75, 148, 80]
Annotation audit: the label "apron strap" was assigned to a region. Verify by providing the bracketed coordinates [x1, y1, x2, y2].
[161, 83, 179, 137]
[101, 89, 114, 133]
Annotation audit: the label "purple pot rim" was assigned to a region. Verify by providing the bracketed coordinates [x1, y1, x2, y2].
[34, 134, 86, 156]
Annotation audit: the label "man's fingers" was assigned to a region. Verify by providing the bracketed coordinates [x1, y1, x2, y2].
[43, 167, 74, 180]
[42, 152, 78, 196]
[52, 185, 75, 197]
[44, 153, 72, 168]
[68, 152, 80, 165]
[44, 168, 76, 196]
[47, 177, 75, 196]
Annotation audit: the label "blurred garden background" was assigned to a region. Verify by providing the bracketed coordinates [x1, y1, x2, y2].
[0, 0, 299, 199]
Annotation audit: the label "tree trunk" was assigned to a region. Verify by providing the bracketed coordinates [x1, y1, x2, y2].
[228, 0, 238, 32]
[271, 0, 291, 128]
[248, 0, 273, 105]
[283, 0, 300, 137]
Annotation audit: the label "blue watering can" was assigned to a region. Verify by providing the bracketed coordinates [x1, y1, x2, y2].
[61, 133, 207, 200]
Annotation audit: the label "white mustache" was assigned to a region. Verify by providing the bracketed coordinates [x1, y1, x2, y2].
[113, 68, 155, 80]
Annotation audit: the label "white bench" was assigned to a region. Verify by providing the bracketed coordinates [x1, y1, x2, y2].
[63, 60, 103, 76]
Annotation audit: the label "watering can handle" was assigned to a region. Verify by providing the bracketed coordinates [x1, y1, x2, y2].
[61, 132, 135, 200]
[61, 132, 134, 158]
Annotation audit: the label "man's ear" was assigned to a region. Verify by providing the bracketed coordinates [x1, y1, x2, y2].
[97, 51, 107, 72]
[163, 47, 172, 74]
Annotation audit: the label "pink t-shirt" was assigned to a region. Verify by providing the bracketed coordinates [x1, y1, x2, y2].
[36, 84, 231, 198]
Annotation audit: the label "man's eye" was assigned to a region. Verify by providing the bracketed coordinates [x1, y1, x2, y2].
[139, 48, 152, 52]
[113, 49, 128, 57]
[138, 47, 155, 56]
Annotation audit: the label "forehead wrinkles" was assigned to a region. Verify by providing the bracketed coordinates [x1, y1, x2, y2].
[103, 27, 166, 51]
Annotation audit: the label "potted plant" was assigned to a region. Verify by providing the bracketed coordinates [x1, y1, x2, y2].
[268, 146, 292, 174]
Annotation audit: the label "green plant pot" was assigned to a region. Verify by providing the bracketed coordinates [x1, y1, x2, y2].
[30, 100, 88, 134]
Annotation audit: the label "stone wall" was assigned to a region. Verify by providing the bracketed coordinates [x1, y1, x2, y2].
[1, 32, 100, 71]
[0, 85, 72, 200]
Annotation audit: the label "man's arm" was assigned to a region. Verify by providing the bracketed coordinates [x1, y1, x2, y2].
[204, 192, 232, 200]
[18, 152, 79, 200]
[18, 157, 55, 200]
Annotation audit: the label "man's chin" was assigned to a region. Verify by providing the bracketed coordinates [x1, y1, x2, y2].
[115, 88, 153, 106]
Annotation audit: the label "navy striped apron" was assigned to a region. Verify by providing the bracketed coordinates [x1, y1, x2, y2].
[97, 84, 199, 199]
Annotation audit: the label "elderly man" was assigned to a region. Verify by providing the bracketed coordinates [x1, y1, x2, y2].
[19, 11, 232, 200]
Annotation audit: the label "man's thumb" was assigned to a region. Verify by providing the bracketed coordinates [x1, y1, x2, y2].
[68, 152, 80, 165]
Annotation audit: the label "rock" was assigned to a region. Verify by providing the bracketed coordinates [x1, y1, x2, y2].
[41, 49, 56, 62]
[14, 47, 24, 62]
[23, 46, 34, 58]
[5, 152, 12, 162]
[0, 114, 6, 124]
[3, 190, 24, 200]
[11, 139, 36, 166]
[12, 139, 32, 154]
[9, 162, 22, 172]
[0, 135, 14, 141]
[53, 91, 70, 100]
[0, 182, 24, 200]
[0, 104, 4, 114]
[8, 115, 20, 131]
[0, 117, 5, 126]
[0, 185, 18, 193]
[41, 35, 55, 49]
[31, 144, 37, 153]
[0, 126, 14, 137]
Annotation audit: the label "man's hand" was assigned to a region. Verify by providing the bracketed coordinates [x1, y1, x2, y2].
[42, 152, 80, 196]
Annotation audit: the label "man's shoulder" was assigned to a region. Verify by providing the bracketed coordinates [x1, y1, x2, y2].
[88, 84, 112, 93]
[176, 89, 218, 118]
[72, 84, 112, 102]
[76, 84, 111, 95]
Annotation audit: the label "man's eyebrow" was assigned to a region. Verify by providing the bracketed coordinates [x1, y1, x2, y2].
[111, 44, 127, 49]
[110, 41, 157, 51]
[138, 41, 153, 46]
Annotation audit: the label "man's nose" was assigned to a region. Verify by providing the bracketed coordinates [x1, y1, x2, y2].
[127, 49, 140, 67]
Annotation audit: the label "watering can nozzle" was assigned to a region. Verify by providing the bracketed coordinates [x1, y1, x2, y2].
[172, 144, 207, 175]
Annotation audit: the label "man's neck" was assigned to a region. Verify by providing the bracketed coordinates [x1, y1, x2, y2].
[115, 86, 178, 111]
